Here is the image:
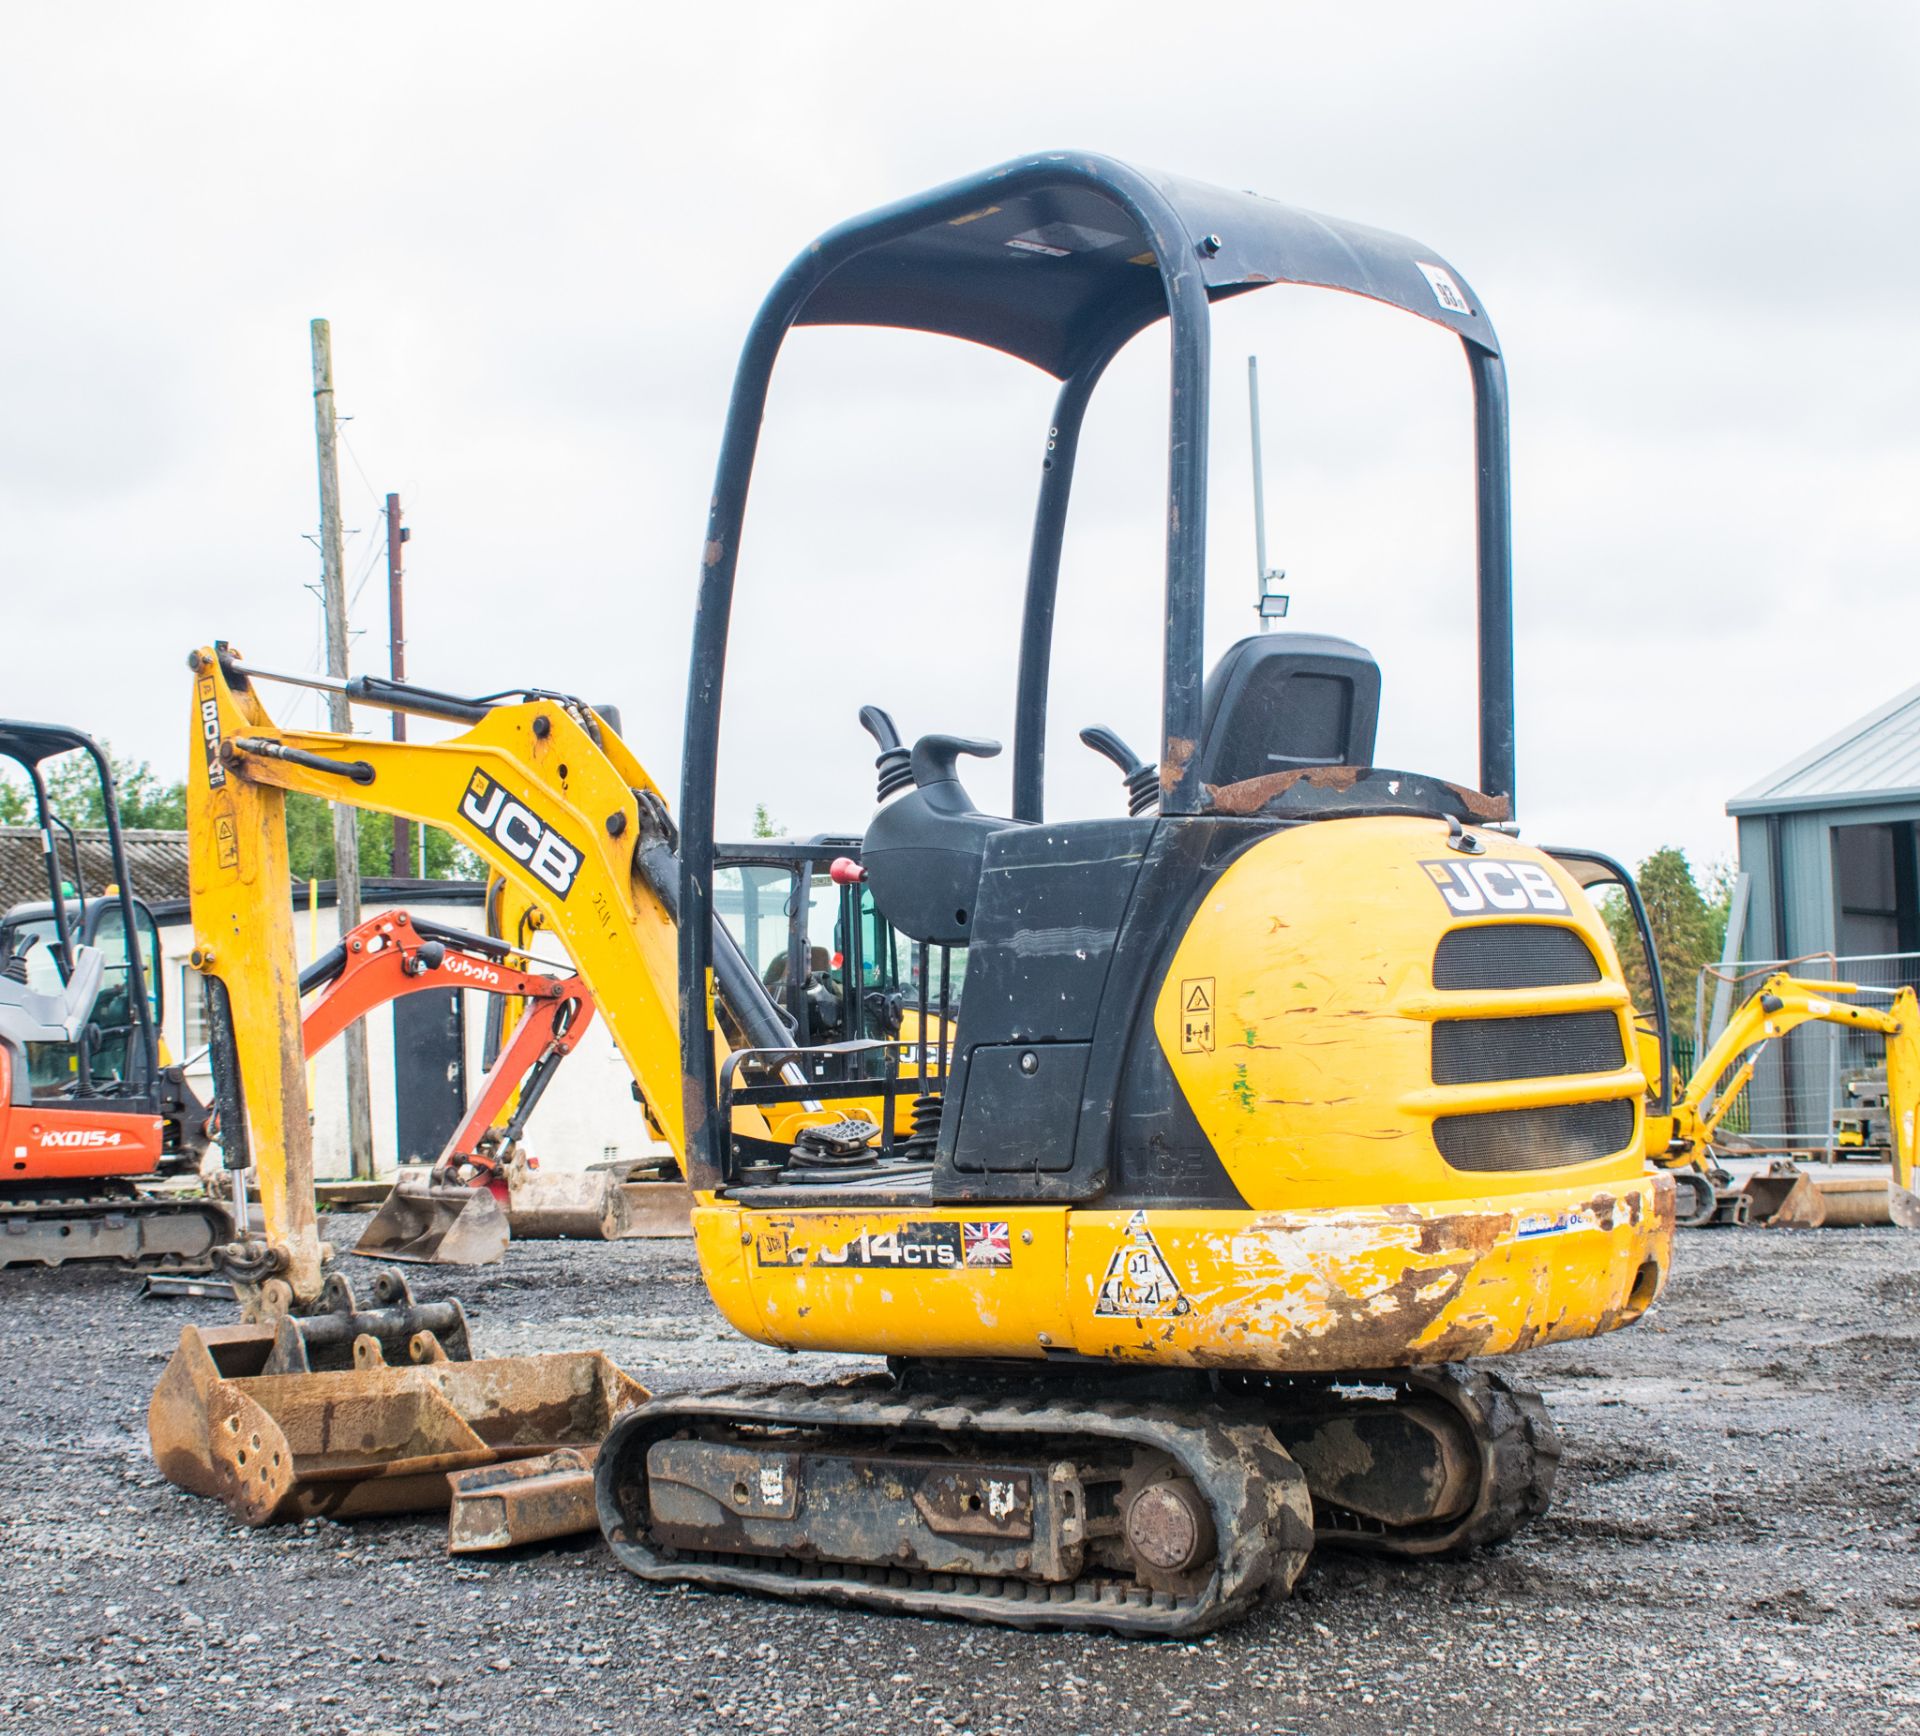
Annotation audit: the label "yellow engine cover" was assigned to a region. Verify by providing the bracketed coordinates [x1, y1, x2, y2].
[696, 815, 1673, 1375]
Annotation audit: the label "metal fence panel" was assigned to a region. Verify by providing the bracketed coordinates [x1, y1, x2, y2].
[1695, 951, 1920, 1155]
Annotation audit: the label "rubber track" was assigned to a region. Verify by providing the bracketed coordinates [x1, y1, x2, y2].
[596, 1377, 1316, 1637]
[0, 1195, 234, 1272]
[1309, 1362, 1562, 1558]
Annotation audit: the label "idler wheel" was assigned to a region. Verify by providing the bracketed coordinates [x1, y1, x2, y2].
[1124, 1477, 1215, 1576]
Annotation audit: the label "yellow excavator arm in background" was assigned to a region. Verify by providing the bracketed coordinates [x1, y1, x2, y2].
[1646, 972, 1920, 1225]
[187, 644, 705, 1308]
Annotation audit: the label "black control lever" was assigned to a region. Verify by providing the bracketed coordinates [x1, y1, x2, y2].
[857, 705, 914, 801]
[1079, 726, 1160, 817]
[909, 733, 1000, 791]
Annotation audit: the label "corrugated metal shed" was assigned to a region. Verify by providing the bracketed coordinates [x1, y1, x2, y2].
[0, 826, 190, 911]
[1728, 680, 1920, 816]
[1726, 682, 1920, 1146]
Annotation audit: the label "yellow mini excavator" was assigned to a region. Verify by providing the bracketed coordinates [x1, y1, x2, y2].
[1645, 973, 1920, 1229]
[162, 153, 1679, 1634]
[1548, 854, 1920, 1228]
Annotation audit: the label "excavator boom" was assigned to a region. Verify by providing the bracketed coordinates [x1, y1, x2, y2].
[187, 645, 694, 1307]
[1654, 974, 1920, 1228]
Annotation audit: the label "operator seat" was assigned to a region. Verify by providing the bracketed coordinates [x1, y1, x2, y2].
[0, 944, 106, 1106]
[1193, 633, 1380, 787]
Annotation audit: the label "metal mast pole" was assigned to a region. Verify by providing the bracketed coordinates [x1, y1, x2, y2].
[1248, 355, 1287, 630]
[386, 492, 411, 879]
[310, 318, 375, 1181]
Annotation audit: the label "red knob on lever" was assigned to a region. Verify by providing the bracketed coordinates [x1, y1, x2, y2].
[829, 856, 867, 885]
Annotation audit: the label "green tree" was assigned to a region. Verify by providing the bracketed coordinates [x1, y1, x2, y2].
[1601, 847, 1721, 1031]
[751, 802, 782, 839]
[0, 747, 187, 830]
[282, 792, 478, 882]
[2, 749, 476, 881]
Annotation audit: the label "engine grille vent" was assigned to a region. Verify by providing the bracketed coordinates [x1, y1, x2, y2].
[1433, 1099, 1635, 1172]
[1432, 1010, 1625, 1085]
[1433, 924, 1599, 991]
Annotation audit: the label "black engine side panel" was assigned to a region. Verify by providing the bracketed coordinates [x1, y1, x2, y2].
[933, 815, 1270, 1207]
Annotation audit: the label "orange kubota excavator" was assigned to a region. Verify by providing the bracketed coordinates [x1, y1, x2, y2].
[0, 722, 227, 1270]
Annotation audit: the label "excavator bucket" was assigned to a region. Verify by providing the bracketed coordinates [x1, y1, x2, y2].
[351, 1170, 512, 1265]
[504, 1160, 695, 1241]
[1736, 1164, 1822, 1226]
[148, 1269, 646, 1525]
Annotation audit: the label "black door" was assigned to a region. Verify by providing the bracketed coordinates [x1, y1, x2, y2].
[393, 988, 466, 1164]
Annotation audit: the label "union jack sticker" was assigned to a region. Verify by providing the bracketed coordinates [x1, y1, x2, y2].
[962, 1221, 1012, 1267]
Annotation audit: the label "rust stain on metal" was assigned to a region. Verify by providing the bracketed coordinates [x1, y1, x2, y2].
[149, 1325, 645, 1528]
[1159, 737, 1196, 795]
[1200, 766, 1512, 822]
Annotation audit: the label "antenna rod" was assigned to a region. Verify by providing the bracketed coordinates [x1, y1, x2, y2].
[1249, 355, 1270, 596]
[1248, 356, 1288, 630]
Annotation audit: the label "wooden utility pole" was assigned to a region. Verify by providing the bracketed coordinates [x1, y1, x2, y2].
[310, 318, 375, 1180]
[386, 492, 412, 878]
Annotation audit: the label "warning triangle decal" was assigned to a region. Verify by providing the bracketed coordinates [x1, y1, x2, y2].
[1094, 1225, 1191, 1318]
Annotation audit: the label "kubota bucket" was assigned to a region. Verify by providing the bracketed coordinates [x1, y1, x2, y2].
[351, 1169, 511, 1265]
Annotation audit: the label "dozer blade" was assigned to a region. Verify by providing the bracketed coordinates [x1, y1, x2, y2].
[149, 1268, 647, 1526]
[352, 1170, 511, 1266]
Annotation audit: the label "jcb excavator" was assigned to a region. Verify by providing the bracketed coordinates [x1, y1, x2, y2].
[160, 154, 1676, 1634]
[1645, 973, 1920, 1230]
[1549, 854, 1920, 1228]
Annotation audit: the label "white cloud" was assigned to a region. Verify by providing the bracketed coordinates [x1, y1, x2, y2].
[1, 1, 1913, 882]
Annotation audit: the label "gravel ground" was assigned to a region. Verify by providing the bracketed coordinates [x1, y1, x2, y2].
[2, 1217, 1916, 1736]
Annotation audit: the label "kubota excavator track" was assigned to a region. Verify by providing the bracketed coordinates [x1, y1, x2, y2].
[596, 1377, 1317, 1637]
[0, 1189, 234, 1272]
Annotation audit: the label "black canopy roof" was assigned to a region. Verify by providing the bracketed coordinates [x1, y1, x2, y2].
[0, 721, 99, 770]
[791, 151, 1498, 379]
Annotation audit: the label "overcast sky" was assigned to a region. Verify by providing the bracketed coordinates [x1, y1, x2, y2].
[3, 4, 1915, 875]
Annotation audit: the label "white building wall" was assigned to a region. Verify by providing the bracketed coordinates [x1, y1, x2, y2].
[158, 891, 662, 1181]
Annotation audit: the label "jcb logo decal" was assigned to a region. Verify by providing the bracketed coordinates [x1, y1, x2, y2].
[458, 770, 582, 899]
[1421, 858, 1568, 916]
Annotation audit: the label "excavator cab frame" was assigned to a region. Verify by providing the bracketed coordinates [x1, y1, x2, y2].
[675, 150, 1519, 1189]
[0, 721, 167, 1107]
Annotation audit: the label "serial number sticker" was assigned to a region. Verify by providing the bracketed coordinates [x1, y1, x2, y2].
[1420, 858, 1569, 917]
[1516, 1209, 1594, 1240]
